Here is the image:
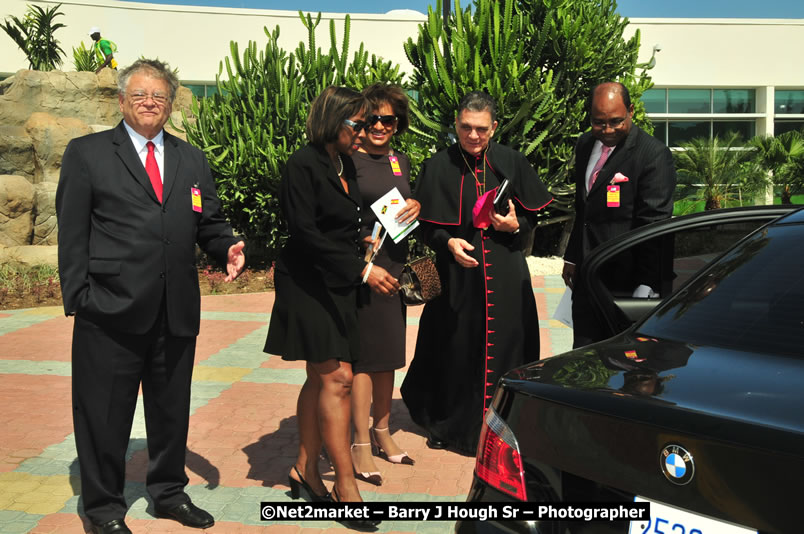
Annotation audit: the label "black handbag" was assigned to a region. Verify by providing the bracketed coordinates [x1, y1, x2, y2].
[399, 256, 442, 306]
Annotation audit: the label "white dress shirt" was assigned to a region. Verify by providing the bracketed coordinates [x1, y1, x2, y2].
[584, 139, 616, 194]
[122, 121, 165, 183]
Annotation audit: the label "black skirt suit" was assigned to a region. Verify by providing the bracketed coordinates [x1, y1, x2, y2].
[264, 144, 368, 362]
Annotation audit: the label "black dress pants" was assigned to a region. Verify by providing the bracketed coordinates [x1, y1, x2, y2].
[71, 309, 196, 524]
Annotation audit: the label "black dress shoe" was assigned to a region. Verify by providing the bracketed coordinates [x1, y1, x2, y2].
[155, 501, 214, 528]
[426, 436, 449, 449]
[90, 518, 132, 534]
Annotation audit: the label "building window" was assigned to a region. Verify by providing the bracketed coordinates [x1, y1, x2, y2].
[182, 83, 218, 99]
[645, 88, 758, 147]
[669, 89, 711, 113]
[713, 89, 755, 113]
[775, 90, 804, 114]
[667, 121, 709, 146]
[643, 89, 666, 113]
[774, 120, 804, 135]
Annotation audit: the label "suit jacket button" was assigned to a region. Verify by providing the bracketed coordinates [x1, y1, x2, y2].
[159, 272, 165, 278]
[163, 238, 170, 244]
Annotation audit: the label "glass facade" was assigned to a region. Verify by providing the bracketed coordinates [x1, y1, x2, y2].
[644, 88, 758, 146]
[642, 89, 666, 113]
[668, 89, 711, 113]
[182, 83, 218, 99]
[667, 121, 709, 146]
[713, 89, 755, 113]
[774, 121, 804, 135]
[775, 90, 804, 114]
[713, 121, 755, 140]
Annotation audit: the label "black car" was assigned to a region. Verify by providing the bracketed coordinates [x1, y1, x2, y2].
[458, 206, 804, 534]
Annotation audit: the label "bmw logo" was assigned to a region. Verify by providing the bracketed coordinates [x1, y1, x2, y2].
[660, 444, 694, 485]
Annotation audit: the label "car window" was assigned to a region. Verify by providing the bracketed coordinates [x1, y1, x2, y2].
[637, 224, 804, 356]
[596, 219, 773, 298]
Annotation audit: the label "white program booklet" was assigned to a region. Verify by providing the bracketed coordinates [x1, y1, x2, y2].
[553, 288, 574, 328]
[370, 187, 419, 243]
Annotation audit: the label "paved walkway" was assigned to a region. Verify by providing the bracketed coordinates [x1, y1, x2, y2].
[0, 275, 571, 533]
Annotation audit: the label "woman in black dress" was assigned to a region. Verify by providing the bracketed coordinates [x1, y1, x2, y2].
[264, 86, 399, 512]
[350, 84, 420, 486]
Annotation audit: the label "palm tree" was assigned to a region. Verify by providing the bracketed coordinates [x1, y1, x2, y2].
[748, 131, 804, 204]
[1, 4, 66, 71]
[674, 132, 750, 210]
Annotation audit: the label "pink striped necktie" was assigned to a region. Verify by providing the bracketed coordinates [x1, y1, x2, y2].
[145, 141, 163, 203]
[588, 144, 612, 192]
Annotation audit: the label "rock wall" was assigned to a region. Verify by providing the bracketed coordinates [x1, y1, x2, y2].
[0, 69, 193, 265]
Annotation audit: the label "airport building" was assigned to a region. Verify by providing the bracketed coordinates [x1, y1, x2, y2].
[2, 0, 803, 146]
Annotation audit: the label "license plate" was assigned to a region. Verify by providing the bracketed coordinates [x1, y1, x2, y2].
[629, 496, 756, 534]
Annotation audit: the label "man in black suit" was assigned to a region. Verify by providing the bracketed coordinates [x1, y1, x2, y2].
[56, 59, 245, 534]
[563, 82, 675, 348]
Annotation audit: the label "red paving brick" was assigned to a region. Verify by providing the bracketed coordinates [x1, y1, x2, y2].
[195, 320, 266, 361]
[0, 316, 74, 361]
[201, 292, 274, 313]
[0, 374, 72, 473]
[3, 275, 559, 533]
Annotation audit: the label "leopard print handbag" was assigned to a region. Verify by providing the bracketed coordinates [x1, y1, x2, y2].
[399, 256, 442, 306]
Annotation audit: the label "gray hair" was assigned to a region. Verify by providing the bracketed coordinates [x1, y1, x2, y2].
[118, 59, 179, 102]
[458, 91, 497, 123]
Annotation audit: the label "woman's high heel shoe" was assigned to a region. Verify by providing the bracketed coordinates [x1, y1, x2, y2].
[332, 488, 381, 531]
[351, 443, 382, 486]
[288, 465, 331, 502]
[371, 427, 415, 465]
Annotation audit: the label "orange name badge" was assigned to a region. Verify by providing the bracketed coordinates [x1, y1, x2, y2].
[191, 187, 202, 212]
[607, 185, 620, 207]
[389, 155, 403, 176]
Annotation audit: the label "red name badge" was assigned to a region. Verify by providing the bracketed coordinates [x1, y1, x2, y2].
[389, 155, 403, 176]
[191, 187, 202, 212]
[607, 185, 620, 208]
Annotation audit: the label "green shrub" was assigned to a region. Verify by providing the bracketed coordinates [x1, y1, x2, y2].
[405, 0, 653, 229]
[181, 12, 414, 262]
[1, 3, 65, 71]
[72, 41, 97, 72]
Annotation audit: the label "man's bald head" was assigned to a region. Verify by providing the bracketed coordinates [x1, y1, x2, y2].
[588, 82, 634, 147]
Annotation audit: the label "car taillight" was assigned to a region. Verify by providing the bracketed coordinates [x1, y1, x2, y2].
[475, 407, 527, 501]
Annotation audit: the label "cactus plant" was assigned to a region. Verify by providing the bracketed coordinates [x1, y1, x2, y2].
[182, 13, 408, 261]
[405, 0, 653, 235]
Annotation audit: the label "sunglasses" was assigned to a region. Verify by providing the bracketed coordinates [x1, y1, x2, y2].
[368, 114, 398, 127]
[343, 119, 368, 133]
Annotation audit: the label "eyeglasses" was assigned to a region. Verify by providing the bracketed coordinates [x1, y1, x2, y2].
[368, 114, 397, 127]
[343, 119, 368, 133]
[128, 91, 169, 106]
[590, 117, 627, 129]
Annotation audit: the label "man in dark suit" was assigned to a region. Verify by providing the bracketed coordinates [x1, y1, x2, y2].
[56, 59, 245, 534]
[563, 82, 675, 348]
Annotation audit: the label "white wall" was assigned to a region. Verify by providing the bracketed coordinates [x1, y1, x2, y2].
[627, 18, 804, 88]
[2, 1, 803, 90]
[1, 0, 426, 81]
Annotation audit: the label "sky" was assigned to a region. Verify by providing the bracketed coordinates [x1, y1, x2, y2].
[119, 0, 804, 18]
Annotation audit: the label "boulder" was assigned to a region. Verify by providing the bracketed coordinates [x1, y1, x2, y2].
[0, 244, 58, 267]
[0, 128, 35, 180]
[0, 69, 121, 127]
[0, 175, 35, 246]
[24, 113, 93, 184]
[33, 182, 58, 245]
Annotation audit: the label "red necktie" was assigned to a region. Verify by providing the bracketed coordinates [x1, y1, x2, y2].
[588, 144, 612, 192]
[145, 141, 162, 203]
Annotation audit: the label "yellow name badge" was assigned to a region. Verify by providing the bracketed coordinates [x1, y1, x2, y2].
[607, 185, 620, 207]
[389, 155, 403, 176]
[191, 187, 202, 212]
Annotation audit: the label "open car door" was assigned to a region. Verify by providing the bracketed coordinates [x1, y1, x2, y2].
[578, 205, 798, 340]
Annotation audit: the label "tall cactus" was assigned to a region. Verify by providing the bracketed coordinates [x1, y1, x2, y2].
[182, 13, 406, 260]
